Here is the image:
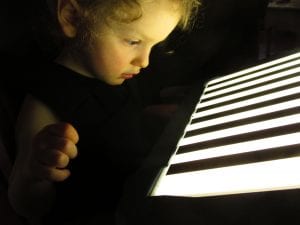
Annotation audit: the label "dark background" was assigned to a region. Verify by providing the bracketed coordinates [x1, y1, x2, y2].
[1, 0, 300, 224]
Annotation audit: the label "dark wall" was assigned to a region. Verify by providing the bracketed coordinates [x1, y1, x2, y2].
[137, 0, 269, 104]
[0, 1, 35, 57]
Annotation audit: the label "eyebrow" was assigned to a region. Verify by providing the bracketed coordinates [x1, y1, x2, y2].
[118, 25, 169, 45]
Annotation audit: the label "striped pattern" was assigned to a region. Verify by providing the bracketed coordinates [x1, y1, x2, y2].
[151, 52, 300, 197]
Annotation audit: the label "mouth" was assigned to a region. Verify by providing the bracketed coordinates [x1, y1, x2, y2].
[121, 73, 139, 79]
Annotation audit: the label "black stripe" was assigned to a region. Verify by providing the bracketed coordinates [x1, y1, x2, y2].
[206, 64, 300, 95]
[186, 107, 300, 137]
[203, 71, 300, 103]
[192, 92, 300, 124]
[207, 57, 300, 88]
[196, 82, 300, 113]
[167, 143, 300, 175]
[177, 123, 300, 154]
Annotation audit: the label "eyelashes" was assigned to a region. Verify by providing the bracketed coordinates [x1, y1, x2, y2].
[125, 39, 141, 46]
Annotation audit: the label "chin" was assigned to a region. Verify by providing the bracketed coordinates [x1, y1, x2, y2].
[107, 79, 124, 86]
[96, 76, 124, 85]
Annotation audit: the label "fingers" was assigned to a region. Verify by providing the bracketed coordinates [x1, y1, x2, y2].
[34, 134, 78, 160]
[32, 161, 71, 182]
[45, 122, 79, 144]
[38, 149, 70, 168]
[31, 122, 79, 182]
[33, 122, 78, 160]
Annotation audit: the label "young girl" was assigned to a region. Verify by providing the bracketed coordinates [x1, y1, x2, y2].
[8, 0, 200, 224]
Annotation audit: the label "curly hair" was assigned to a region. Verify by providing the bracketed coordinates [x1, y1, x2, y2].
[74, 0, 201, 30]
[36, 0, 201, 58]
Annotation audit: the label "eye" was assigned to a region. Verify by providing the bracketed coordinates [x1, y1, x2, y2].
[125, 39, 141, 46]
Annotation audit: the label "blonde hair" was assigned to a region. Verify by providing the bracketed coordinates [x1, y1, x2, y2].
[75, 0, 201, 30]
[38, 0, 201, 57]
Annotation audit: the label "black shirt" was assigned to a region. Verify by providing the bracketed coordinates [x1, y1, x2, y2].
[25, 61, 152, 224]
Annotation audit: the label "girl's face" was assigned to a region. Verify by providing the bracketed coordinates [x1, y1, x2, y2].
[59, 0, 180, 85]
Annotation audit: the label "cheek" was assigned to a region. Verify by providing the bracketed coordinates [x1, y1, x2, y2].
[90, 38, 133, 75]
[103, 47, 131, 70]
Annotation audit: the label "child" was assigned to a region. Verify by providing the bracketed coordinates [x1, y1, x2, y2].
[8, 0, 200, 224]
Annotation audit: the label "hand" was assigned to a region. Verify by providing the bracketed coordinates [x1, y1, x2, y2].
[30, 122, 79, 182]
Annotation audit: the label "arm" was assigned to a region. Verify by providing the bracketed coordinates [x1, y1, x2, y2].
[8, 94, 78, 220]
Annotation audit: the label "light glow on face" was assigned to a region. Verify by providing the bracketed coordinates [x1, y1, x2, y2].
[58, 0, 180, 85]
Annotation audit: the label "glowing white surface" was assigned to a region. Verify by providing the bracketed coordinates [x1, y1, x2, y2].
[179, 114, 300, 147]
[208, 52, 300, 86]
[150, 52, 300, 198]
[193, 86, 300, 119]
[204, 63, 300, 98]
[197, 72, 300, 109]
[172, 132, 300, 164]
[151, 157, 300, 197]
[188, 99, 300, 131]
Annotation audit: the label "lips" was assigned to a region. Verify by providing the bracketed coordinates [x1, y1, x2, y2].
[121, 72, 139, 79]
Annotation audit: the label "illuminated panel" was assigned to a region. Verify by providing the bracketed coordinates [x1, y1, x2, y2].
[172, 133, 300, 164]
[207, 51, 300, 87]
[151, 157, 300, 197]
[150, 52, 300, 197]
[193, 86, 300, 119]
[204, 59, 300, 97]
[188, 99, 300, 131]
[196, 72, 300, 109]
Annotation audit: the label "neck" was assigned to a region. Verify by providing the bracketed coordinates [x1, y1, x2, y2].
[55, 48, 94, 79]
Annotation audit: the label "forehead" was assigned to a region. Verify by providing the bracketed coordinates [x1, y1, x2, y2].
[108, 0, 181, 42]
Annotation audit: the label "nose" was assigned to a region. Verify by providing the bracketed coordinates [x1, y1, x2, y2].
[132, 48, 150, 69]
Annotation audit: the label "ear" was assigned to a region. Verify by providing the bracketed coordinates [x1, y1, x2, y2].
[57, 0, 79, 38]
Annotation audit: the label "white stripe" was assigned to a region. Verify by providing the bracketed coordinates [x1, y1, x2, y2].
[187, 98, 300, 131]
[193, 86, 300, 119]
[151, 157, 300, 197]
[179, 114, 300, 147]
[197, 75, 300, 109]
[207, 52, 300, 86]
[172, 132, 300, 164]
[204, 63, 300, 98]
